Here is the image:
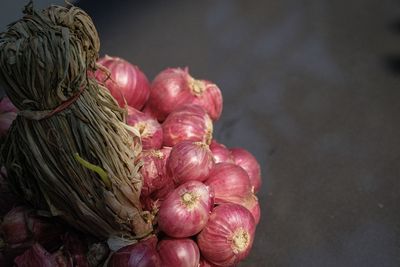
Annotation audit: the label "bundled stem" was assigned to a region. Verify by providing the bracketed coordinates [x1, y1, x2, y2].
[0, 3, 151, 240]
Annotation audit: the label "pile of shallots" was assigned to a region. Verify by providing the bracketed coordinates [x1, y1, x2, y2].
[0, 55, 262, 267]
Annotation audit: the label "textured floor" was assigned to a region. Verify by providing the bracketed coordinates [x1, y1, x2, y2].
[2, 1, 400, 266]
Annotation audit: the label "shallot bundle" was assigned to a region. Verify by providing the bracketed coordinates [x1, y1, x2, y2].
[0, 3, 263, 266]
[0, 3, 150, 242]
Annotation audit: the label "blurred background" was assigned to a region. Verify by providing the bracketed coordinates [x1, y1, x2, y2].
[2, 0, 400, 266]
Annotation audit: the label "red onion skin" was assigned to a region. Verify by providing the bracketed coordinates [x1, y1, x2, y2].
[94, 55, 150, 109]
[162, 104, 213, 147]
[27, 215, 64, 252]
[1, 206, 63, 252]
[127, 107, 163, 150]
[158, 181, 213, 238]
[149, 67, 192, 122]
[0, 112, 17, 137]
[158, 238, 200, 267]
[108, 236, 161, 267]
[242, 194, 261, 225]
[0, 97, 18, 138]
[160, 146, 173, 159]
[197, 203, 256, 266]
[191, 79, 223, 122]
[140, 149, 172, 198]
[141, 178, 176, 213]
[142, 104, 159, 119]
[199, 258, 224, 267]
[0, 96, 17, 113]
[14, 243, 56, 267]
[147, 67, 222, 122]
[209, 140, 234, 164]
[167, 141, 215, 185]
[230, 148, 262, 193]
[153, 179, 175, 201]
[140, 147, 173, 212]
[205, 163, 252, 204]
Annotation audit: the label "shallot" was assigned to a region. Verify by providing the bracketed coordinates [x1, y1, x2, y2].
[14, 243, 55, 267]
[127, 107, 163, 150]
[158, 181, 213, 238]
[199, 258, 219, 267]
[140, 149, 172, 197]
[197, 203, 256, 266]
[167, 141, 214, 185]
[1, 206, 64, 252]
[147, 67, 222, 121]
[0, 96, 17, 137]
[158, 238, 200, 267]
[108, 236, 161, 267]
[94, 55, 150, 109]
[162, 104, 213, 147]
[140, 147, 173, 212]
[209, 139, 234, 163]
[242, 194, 261, 225]
[231, 148, 262, 193]
[205, 163, 252, 204]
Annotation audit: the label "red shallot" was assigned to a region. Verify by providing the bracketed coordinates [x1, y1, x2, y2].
[199, 258, 220, 267]
[14, 243, 55, 267]
[209, 139, 234, 164]
[230, 148, 262, 193]
[162, 104, 213, 147]
[140, 147, 173, 212]
[0, 96, 17, 137]
[108, 235, 161, 267]
[167, 141, 214, 185]
[140, 149, 172, 198]
[127, 107, 163, 150]
[242, 194, 261, 225]
[1, 206, 64, 252]
[94, 55, 150, 109]
[205, 163, 252, 204]
[197, 203, 256, 266]
[158, 238, 200, 267]
[158, 181, 213, 238]
[147, 67, 222, 121]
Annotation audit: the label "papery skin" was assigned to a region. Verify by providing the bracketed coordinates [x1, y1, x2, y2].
[14, 243, 56, 267]
[158, 181, 214, 238]
[230, 148, 262, 193]
[162, 104, 213, 147]
[197, 203, 256, 267]
[1, 206, 64, 252]
[108, 235, 161, 267]
[147, 67, 222, 122]
[205, 163, 252, 205]
[127, 107, 163, 150]
[140, 148, 172, 198]
[94, 55, 150, 110]
[209, 140, 234, 164]
[0, 96, 18, 138]
[167, 141, 215, 185]
[158, 238, 200, 267]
